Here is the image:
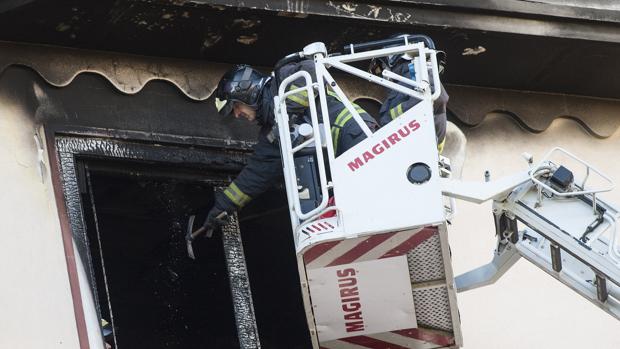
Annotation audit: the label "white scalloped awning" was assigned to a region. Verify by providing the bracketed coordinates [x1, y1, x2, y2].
[0, 40, 230, 100]
[2, 40, 619, 138]
[447, 84, 620, 138]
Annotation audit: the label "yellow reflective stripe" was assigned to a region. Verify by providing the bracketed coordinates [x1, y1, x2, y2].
[331, 127, 342, 152]
[390, 103, 405, 120]
[331, 113, 355, 153]
[331, 128, 342, 150]
[334, 105, 364, 126]
[331, 107, 350, 151]
[223, 182, 252, 208]
[334, 107, 350, 126]
[390, 106, 397, 119]
[437, 137, 446, 154]
[231, 183, 251, 207]
[286, 94, 309, 107]
[326, 89, 340, 100]
[338, 113, 354, 128]
[331, 105, 364, 152]
[289, 84, 308, 97]
[286, 84, 309, 107]
[353, 105, 365, 114]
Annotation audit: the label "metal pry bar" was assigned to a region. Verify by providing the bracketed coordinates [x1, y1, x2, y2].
[185, 211, 228, 260]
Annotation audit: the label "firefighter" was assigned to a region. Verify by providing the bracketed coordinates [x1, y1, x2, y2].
[370, 34, 448, 153]
[203, 61, 378, 230]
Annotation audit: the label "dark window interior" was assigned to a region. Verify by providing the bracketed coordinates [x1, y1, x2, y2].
[80, 159, 311, 349]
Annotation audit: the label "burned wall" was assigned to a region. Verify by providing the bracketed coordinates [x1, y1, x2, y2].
[3, 40, 620, 348]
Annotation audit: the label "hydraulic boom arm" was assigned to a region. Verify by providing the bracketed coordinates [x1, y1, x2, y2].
[443, 148, 620, 320]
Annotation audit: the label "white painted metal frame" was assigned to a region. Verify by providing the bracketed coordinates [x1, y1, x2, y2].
[275, 41, 443, 251]
[276, 71, 330, 221]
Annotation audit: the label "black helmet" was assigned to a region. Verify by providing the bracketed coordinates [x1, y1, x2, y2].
[214, 65, 270, 116]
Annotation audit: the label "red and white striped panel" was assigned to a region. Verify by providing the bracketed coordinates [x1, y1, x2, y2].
[304, 227, 437, 270]
[304, 227, 456, 349]
[320, 328, 455, 349]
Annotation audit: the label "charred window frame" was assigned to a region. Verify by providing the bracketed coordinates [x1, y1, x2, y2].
[49, 130, 252, 347]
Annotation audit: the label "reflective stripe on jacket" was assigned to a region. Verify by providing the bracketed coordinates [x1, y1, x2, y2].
[327, 90, 377, 156]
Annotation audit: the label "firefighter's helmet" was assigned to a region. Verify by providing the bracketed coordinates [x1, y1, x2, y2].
[369, 34, 445, 76]
[214, 65, 270, 116]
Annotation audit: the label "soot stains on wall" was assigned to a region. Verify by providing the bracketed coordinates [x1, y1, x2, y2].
[84, 162, 238, 348]
[80, 158, 311, 348]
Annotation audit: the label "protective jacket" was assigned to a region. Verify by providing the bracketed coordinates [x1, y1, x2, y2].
[215, 60, 378, 212]
[378, 60, 448, 153]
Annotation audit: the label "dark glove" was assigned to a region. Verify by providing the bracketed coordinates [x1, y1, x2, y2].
[202, 205, 230, 234]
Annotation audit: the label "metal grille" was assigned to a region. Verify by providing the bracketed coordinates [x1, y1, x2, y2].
[406, 231, 454, 333]
[407, 233, 445, 283]
[412, 286, 454, 331]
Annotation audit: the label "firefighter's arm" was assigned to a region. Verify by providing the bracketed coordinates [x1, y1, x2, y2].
[214, 132, 282, 213]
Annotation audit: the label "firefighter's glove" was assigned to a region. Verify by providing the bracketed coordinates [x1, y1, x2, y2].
[202, 206, 231, 235]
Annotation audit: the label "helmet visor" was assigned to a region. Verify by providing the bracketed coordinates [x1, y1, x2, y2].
[215, 97, 233, 116]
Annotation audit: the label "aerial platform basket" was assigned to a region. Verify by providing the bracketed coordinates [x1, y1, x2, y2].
[274, 39, 463, 348]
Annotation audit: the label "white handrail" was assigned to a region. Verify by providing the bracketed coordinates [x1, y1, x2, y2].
[529, 147, 615, 197]
[429, 51, 441, 101]
[277, 71, 330, 221]
[319, 42, 436, 134]
[331, 42, 424, 63]
[324, 49, 430, 100]
[381, 69, 426, 94]
[317, 65, 373, 137]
